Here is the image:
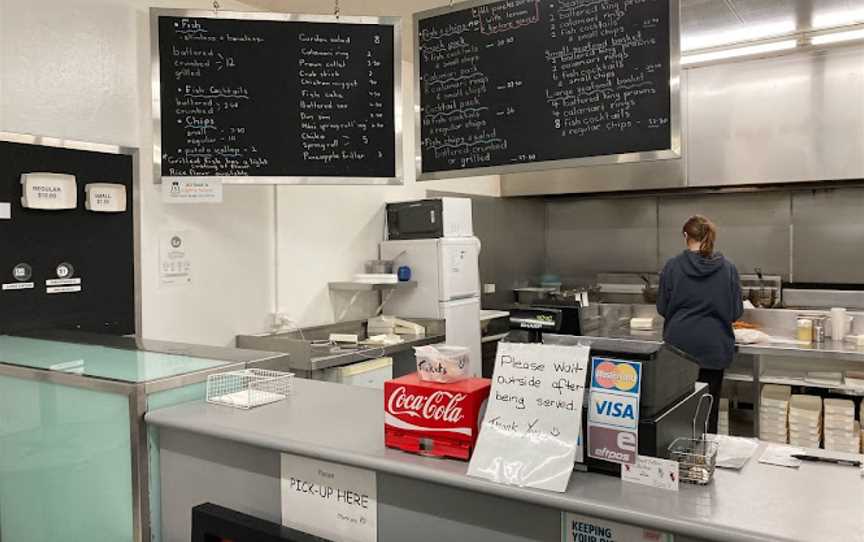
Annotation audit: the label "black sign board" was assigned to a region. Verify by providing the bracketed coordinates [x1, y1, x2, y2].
[0, 137, 135, 336]
[415, 0, 679, 179]
[153, 10, 400, 181]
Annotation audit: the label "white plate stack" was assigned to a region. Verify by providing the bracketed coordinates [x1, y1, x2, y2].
[718, 397, 730, 435]
[823, 399, 859, 453]
[788, 395, 822, 449]
[759, 385, 791, 443]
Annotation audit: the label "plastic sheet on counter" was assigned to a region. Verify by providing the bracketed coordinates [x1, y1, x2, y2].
[708, 434, 760, 470]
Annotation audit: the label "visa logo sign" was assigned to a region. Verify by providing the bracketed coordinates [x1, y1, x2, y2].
[587, 391, 640, 430]
[594, 400, 636, 420]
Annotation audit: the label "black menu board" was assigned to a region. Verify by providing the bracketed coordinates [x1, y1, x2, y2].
[153, 11, 399, 180]
[415, 0, 678, 178]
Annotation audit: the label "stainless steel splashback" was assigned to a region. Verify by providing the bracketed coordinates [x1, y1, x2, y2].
[501, 45, 864, 196]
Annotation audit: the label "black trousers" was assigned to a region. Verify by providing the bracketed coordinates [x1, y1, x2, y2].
[697, 368, 724, 434]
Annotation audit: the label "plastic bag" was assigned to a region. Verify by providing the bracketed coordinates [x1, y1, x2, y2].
[414, 344, 470, 383]
[734, 328, 771, 344]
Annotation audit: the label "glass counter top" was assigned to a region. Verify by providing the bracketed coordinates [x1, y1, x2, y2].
[0, 335, 231, 383]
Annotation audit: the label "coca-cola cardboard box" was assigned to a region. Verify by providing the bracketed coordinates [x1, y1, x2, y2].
[384, 373, 491, 460]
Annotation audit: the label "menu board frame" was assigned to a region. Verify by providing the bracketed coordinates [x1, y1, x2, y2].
[150, 8, 403, 185]
[413, 0, 681, 181]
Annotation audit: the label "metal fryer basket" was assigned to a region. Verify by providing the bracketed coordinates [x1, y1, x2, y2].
[669, 394, 718, 485]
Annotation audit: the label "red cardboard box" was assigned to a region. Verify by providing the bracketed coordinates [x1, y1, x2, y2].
[384, 373, 491, 461]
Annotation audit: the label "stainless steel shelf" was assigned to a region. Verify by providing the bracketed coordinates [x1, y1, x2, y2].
[328, 281, 417, 292]
[724, 372, 754, 383]
[759, 374, 864, 396]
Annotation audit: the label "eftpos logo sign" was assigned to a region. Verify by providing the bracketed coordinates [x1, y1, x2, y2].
[588, 425, 638, 465]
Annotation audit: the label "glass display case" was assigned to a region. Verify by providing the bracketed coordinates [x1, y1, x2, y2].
[0, 334, 289, 542]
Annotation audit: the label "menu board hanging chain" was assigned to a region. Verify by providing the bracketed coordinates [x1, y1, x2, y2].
[152, 9, 400, 182]
[414, 0, 679, 178]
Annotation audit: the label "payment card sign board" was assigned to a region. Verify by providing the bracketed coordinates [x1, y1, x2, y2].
[588, 357, 642, 465]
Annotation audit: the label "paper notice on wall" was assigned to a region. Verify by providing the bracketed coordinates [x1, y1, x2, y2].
[281, 454, 376, 542]
[162, 179, 223, 203]
[159, 231, 192, 287]
[467, 342, 589, 492]
[562, 512, 675, 542]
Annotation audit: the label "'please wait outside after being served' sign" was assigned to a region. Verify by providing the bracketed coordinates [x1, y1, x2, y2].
[467, 342, 589, 492]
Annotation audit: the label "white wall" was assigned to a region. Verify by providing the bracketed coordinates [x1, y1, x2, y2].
[260, 0, 501, 325]
[0, 0, 274, 346]
[0, 0, 499, 343]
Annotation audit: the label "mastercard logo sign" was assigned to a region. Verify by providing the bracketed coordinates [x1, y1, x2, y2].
[593, 359, 640, 392]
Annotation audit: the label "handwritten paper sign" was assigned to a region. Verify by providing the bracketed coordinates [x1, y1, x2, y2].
[281, 454, 376, 542]
[467, 342, 589, 492]
[621, 456, 679, 492]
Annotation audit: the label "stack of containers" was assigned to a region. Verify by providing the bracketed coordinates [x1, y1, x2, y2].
[823, 399, 860, 453]
[788, 394, 822, 449]
[759, 385, 791, 443]
[718, 398, 730, 435]
[860, 401, 864, 453]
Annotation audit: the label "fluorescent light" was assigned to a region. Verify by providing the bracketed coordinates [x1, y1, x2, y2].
[813, 9, 864, 29]
[811, 28, 864, 45]
[682, 22, 796, 51]
[682, 40, 798, 66]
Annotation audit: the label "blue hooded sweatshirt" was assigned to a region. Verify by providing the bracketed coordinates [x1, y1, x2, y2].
[657, 251, 744, 369]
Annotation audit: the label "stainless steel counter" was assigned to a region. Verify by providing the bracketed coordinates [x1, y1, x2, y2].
[236, 318, 445, 372]
[738, 339, 864, 361]
[580, 304, 864, 361]
[146, 379, 864, 542]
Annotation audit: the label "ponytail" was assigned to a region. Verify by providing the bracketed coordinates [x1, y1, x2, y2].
[683, 215, 717, 258]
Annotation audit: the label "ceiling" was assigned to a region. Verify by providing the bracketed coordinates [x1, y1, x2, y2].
[681, 0, 864, 50]
[241, 0, 864, 51]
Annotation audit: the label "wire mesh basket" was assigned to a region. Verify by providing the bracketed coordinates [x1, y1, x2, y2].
[206, 369, 294, 410]
[669, 394, 719, 485]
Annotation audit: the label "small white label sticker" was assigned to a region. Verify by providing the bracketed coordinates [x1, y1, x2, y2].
[2, 282, 34, 291]
[0, 202, 10, 219]
[46, 278, 81, 287]
[162, 179, 223, 203]
[47, 285, 82, 294]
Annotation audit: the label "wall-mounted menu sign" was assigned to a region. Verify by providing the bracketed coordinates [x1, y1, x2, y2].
[152, 9, 401, 183]
[414, 0, 680, 179]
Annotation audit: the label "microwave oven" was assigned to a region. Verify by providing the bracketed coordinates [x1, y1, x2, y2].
[386, 197, 473, 240]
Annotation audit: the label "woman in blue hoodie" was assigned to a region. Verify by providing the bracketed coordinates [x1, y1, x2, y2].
[657, 215, 744, 433]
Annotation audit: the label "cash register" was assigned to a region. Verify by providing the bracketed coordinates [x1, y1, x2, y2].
[506, 307, 708, 475]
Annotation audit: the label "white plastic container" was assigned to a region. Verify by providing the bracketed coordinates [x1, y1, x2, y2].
[414, 344, 470, 383]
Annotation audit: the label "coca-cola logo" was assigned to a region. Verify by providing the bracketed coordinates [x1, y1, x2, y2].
[387, 386, 466, 424]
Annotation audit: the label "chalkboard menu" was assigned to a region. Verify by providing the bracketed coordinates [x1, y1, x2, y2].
[153, 10, 400, 181]
[415, 0, 679, 179]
